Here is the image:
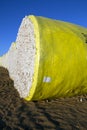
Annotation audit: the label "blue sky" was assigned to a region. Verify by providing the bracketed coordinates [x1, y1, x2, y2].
[0, 0, 87, 56]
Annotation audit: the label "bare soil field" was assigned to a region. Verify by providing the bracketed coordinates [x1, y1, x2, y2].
[0, 67, 87, 130]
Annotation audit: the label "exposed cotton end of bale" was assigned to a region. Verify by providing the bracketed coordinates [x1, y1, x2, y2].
[0, 42, 16, 68]
[9, 16, 36, 98]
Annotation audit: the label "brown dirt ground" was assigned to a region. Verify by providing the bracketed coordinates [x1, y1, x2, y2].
[0, 67, 87, 130]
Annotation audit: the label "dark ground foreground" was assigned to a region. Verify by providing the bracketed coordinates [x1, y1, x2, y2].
[0, 67, 87, 130]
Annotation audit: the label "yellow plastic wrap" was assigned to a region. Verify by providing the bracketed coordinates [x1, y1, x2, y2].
[25, 15, 87, 101]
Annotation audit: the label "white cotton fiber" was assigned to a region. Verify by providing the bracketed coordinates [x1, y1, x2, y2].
[11, 16, 36, 98]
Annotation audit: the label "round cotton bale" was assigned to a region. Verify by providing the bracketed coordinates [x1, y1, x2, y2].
[1, 15, 87, 101]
